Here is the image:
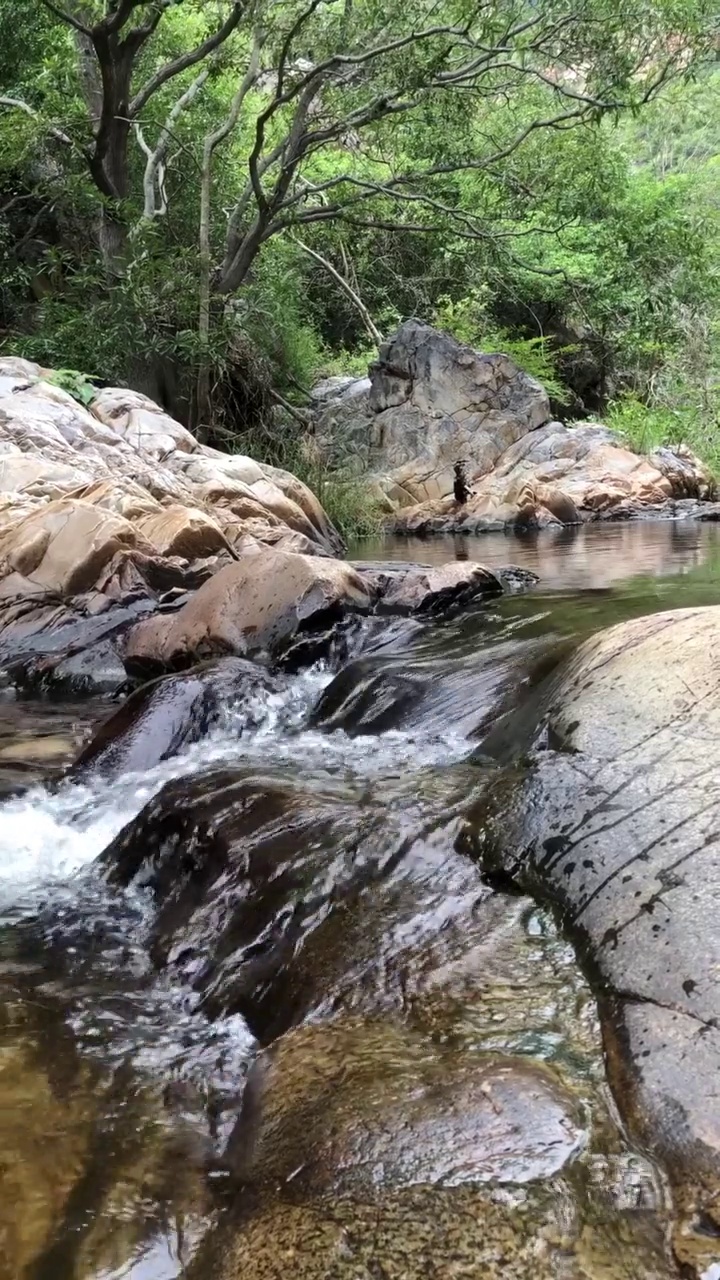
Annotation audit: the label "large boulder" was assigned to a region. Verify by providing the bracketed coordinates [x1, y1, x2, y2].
[123, 547, 375, 676]
[315, 321, 550, 504]
[465, 605, 720, 1235]
[311, 324, 714, 526]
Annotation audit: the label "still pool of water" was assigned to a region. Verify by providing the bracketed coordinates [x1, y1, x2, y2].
[1, 520, 720, 1280]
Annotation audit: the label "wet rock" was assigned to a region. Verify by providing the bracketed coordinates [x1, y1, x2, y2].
[101, 761, 506, 1042]
[377, 561, 504, 615]
[71, 658, 277, 779]
[0, 595, 155, 696]
[123, 548, 375, 676]
[351, 559, 538, 617]
[310, 659, 426, 734]
[0, 984, 214, 1280]
[18, 637, 128, 698]
[226, 1019, 585, 1192]
[466, 605, 720, 1216]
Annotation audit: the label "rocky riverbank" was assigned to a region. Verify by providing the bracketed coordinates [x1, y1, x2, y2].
[4, 352, 720, 1279]
[0, 357, 529, 696]
[313, 321, 717, 531]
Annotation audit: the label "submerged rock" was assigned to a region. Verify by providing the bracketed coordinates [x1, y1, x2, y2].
[465, 605, 720, 1222]
[189, 1013, 670, 1280]
[71, 658, 277, 779]
[226, 1019, 585, 1191]
[188, 1180, 675, 1280]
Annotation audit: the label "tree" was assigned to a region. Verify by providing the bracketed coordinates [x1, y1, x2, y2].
[1, 0, 718, 434]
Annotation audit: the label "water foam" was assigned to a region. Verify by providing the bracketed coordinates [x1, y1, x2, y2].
[0, 663, 469, 919]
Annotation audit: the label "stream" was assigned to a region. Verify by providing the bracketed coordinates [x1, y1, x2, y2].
[2, 520, 720, 1280]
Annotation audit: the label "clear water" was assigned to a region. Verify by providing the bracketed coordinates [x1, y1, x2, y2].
[2, 520, 720, 1280]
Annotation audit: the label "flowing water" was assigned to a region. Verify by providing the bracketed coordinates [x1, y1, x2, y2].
[2, 520, 720, 1280]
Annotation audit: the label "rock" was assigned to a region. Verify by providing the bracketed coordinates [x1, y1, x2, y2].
[123, 547, 375, 676]
[314, 321, 550, 503]
[377, 561, 504, 615]
[311, 376, 373, 471]
[71, 658, 278, 779]
[226, 1020, 585, 1192]
[0, 499, 155, 597]
[0, 595, 156, 696]
[188, 1181, 675, 1280]
[100, 760, 508, 1042]
[465, 605, 720, 1218]
[0, 358, 348, 686]
[310, 325, 715, 528]
[135, 505, 232, 559]
[0, 358, 341, 577]
[310, 374, 370, 403]
[392, 421, 716, 534]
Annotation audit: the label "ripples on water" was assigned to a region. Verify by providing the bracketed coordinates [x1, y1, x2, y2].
[2, 520, 720, 1280]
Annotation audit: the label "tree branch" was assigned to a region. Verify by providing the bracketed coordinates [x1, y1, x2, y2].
[290, 234, 382, 345]
[38, 0, 91, 35]
[141, 65, 212, 219]
[0, 96, 73, 147]
[129, 2, 246, 119]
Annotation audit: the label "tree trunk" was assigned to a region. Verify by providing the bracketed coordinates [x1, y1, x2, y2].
[195, 138, 214, 440]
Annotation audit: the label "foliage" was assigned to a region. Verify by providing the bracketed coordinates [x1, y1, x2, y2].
[0, 0, 719, 476]
[44, 367, 96, 406]
[433, 290, 572, 404]
[312, 475, 385, 542]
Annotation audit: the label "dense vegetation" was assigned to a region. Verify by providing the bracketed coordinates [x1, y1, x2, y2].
[1, 0, 719, 487]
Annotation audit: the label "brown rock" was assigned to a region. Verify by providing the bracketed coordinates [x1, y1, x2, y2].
[226, 1019, 585, 1193]
[379, 561, 503, 614]
[0, 499, 153, 597]
[124, 547, 374, 674]
[136, 504, 231, 559]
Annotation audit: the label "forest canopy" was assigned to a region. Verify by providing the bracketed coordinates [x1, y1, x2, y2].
[1, 0, 719, 467]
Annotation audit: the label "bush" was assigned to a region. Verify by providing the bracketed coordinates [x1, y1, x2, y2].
[606, 393, 720, 474]
[315, 475, 385, 542]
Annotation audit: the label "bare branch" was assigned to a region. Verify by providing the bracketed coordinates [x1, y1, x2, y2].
[290, 234, 383, 345]
[129, 2, 246, 119]
[141, 65, 212, 219]
[0, 96, 73, 146]
[38, 0, 91, 36]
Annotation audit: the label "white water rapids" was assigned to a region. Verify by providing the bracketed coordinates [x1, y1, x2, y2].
[0, 665, 470, 919]
[0, 664, 471, 1087]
